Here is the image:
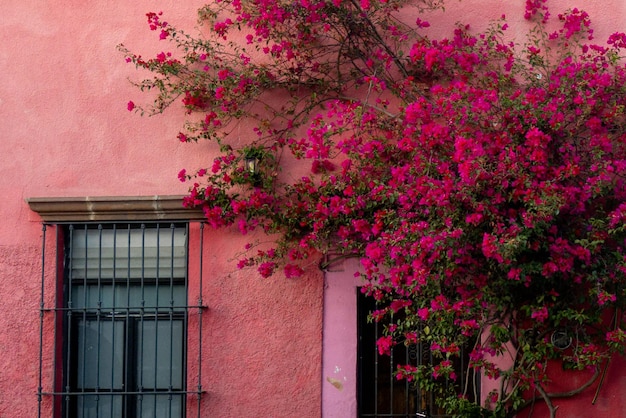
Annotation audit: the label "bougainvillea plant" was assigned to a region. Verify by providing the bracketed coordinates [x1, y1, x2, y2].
[120, 0, 626, 416]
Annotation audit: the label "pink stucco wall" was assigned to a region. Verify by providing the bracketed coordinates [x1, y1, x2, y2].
[3, 1, 626, 418]
[515, 356, 626, 418]
[0, 2, 322, 417]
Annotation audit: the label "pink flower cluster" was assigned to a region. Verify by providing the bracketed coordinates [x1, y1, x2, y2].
[127, 1, 626, 414]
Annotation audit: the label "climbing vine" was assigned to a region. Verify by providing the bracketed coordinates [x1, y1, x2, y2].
[121, 0, 626, 416]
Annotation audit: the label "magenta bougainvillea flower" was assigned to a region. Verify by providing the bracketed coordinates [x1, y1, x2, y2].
[123, 1, 626, 415]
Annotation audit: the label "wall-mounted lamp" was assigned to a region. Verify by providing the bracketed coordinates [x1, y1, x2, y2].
[551, 329, 572, 350]
[244, 156, 260, 175]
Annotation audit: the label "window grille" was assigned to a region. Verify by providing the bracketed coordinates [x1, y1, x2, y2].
[37, 222, 207, 418]
[357, 291, 476, 418]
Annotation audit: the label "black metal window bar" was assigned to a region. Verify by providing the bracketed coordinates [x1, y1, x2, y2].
[357, 291, 476, 418]
[37, 222, 207, 418]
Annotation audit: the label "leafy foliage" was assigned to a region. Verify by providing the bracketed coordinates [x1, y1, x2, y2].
[121, 1, 626, 416]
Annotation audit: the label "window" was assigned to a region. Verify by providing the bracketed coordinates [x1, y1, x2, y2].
[357, 291, 476, 418]
[30, 196, 207, 418]
[63, 223, 187, 418]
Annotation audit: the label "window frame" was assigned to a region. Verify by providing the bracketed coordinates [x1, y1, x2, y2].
[29, 196, 207, 418]
[64, 223, 189, 418]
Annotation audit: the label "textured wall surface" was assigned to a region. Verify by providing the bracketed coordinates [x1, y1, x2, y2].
[2, 1, 626, 418]
[0, 1, 322, 417]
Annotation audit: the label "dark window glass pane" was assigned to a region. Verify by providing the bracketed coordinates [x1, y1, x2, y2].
[76, 395, 123, 418]
[76, 320, 125, 390]
[135, 319, 185, 389]
[71, 284, 186, 310]
[137, 395, 183, 418]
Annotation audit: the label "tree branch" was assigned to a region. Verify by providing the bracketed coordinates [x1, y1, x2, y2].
[535, 383, 558, 418]
[512, 367, 600, 417]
